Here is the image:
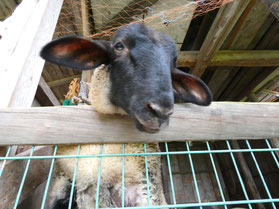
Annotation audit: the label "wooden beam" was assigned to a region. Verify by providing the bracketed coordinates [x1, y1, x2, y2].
[0, 0, 63, 108]
[191, 0, 250, 77]
[39, 77, 60, 106]
[261, 89, 279, 97]
[47, 75, 81, 88]
[0, 102, 279, 144]
[0, 146, 53, 208]
[211, 0, 272, 101]
[240, 67, 279, 101]
[178, 50, 279, 68]
[261, 0, 279, 20]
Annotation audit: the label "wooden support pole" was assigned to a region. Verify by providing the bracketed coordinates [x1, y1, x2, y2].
[261, 0, 279, 20]
[191, 0, 250, 77]
[178, 50, 279, 68]
[0, 102, 278, 145]
[231, 141, 266, 209]
[0, 0, 63, 108]
[39, 77, 60, 106]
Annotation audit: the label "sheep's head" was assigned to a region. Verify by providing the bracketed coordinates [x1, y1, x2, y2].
[41, 23, 212, 133]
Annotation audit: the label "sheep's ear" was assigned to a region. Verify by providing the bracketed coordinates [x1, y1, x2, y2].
[171, 68, 212, 106]
[40, 36, 112, 70]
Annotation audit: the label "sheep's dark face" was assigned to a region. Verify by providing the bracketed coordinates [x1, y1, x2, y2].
[109, 24, 176, 133]
[41, 23, 212, 133]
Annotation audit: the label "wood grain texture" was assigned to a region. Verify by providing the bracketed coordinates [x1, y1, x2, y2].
[0, 0, 63, 108]
[178, 50, 279, 67]
[191, 0, 250, 77]
[39, 77, 60, 106]
[210, 0, 271, 100]
[261, 0, 279, 20]
[0, 102, 278, 145]
[0, 146, 53, 209]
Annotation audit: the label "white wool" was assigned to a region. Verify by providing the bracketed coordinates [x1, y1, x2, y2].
[49, 64, 167, 208]
[89, 64, 126, 115]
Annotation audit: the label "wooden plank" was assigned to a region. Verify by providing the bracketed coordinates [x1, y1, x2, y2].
[47, 75, 81, 88]
[191, 0, 250, 77]
[0, 102, 279, 144]
[39, 77, 60, 106]
[0, 0, 63, 108]
[0, 146, 53, 209]
[178, 50, 279, 68]
[261, 0, 279, 20]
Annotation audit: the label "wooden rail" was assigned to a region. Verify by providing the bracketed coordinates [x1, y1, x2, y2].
[178, 50, 279, 68]
[0, 102, 279, 145]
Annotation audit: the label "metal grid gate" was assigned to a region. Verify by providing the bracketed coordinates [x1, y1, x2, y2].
[0, 139, 279, 209]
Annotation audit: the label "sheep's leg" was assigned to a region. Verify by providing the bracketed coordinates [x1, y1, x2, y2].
[48, 172, 77, 209]
[76, 183, 116, 209]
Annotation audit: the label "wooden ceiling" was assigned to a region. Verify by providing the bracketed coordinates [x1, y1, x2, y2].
[1, 0, 279, 105]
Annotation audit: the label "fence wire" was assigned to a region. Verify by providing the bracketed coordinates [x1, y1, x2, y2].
[0, 140, 278, 209]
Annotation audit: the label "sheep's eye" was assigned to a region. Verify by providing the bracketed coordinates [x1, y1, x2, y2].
[115, 42, 124, 51]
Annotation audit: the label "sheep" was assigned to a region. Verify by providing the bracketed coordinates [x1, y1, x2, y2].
[40, 23, 212, 209]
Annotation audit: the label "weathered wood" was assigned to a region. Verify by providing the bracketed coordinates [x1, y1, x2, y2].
[231, 141, 266, 209]
[178, 50, 279, 68]
[0, 0, 63, 108]
[213, 0, 271, 101]
[0, 146, 53, 209]
[39, 77, 60, 106]
[0, 102, 278, 145]
[191, 0, 250, 77]
[261, 0, 279, 20]
[47, 75, 81, 88]
[241, 67, 279, 101]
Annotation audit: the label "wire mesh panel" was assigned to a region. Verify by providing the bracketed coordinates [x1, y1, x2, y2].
[0, 140, 278, 209]
[54, 0, 234, 39]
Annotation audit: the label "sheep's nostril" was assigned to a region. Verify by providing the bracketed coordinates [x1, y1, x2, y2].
[147, 102, 174, 118]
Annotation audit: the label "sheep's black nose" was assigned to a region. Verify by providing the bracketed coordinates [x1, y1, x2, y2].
[147, 102, 174, 118]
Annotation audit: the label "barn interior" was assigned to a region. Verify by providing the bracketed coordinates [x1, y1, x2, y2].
[0, 0, 279, 209]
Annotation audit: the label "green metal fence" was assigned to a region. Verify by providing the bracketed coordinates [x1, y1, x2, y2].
[0, 139, 279, 209]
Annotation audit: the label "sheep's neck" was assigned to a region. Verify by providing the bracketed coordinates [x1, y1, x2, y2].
[89, 65, 126, 115]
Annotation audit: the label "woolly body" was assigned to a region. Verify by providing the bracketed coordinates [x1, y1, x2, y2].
[49, 66, 167, 208]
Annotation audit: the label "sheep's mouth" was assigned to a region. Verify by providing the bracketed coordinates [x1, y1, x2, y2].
[133, 114, 169, 134]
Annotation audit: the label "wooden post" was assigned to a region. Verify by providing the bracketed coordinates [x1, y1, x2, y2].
[39, 77, 61, 106]
[0, 0, 63, 206]
[0, 102, 278, 144]
[0, 0, 63, 108]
